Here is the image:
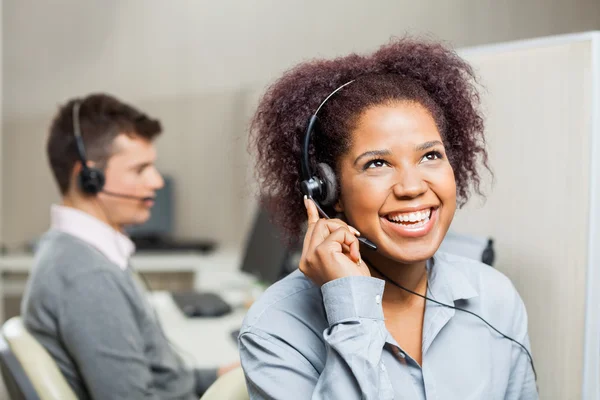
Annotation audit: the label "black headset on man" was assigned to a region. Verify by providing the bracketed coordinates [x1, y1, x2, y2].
[72, 101, 153, 202]
[299, 80, 537, 382]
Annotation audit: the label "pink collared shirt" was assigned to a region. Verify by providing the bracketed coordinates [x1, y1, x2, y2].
[50, 204, 135, 270]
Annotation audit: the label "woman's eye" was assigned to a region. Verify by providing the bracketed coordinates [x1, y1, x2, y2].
[420, 151, 443, 163]
[365, 159, 387, 169]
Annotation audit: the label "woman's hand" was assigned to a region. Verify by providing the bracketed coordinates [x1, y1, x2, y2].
[299, 197, 371, 286]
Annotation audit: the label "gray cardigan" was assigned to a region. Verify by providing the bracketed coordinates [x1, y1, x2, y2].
[21, 230, 216, 399]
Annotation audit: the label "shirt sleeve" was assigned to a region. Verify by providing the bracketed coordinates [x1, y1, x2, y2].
[59, 271, 162, 400]
[504, 288, 539, 400]
[240, 276, 393, 400]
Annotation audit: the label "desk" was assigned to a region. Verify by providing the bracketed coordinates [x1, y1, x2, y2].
[0, 248, 259, 371]
[0, 247, 257, 321]
[150, 291, 246, 368]
[0, 248, 259, 369]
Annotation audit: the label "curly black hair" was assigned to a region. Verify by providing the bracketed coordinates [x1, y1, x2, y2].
[250, 37, 489, 241]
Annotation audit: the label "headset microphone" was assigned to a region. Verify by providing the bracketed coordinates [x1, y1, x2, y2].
[299, 81, 377, 251]
[101, 191, 155, 202]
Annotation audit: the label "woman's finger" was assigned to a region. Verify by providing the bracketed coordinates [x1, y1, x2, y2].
[318, 226, 361, 264]
[308, 218, 354, 254]
[302, 196, 321, 254]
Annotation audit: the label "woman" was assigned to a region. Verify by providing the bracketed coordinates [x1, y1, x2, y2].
[239, 38, 537, 399]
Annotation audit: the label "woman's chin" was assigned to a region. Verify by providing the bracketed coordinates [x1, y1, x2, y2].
[388, 248, 436, 265]
[371, 234, 443, 265]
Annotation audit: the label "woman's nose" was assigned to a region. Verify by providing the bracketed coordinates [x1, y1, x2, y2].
[391, 168, 428, 199]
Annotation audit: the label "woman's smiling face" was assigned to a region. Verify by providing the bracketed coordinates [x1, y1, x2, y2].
[336, 101, 457, 264]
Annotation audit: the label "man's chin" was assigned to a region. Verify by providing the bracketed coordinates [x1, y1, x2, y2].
[124, 214, 151, 228]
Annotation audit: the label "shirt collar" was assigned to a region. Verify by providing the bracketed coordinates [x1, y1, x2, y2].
[379, 252, 479, 355]
[50, 204, 135, 270]
[428, 252, 479, 302]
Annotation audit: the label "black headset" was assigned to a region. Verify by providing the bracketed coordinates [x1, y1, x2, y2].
[297, 81, 537, 382]
[71, 101, 152, 201]
[72, 101, 106, 195]
[299, 81, 377, 251]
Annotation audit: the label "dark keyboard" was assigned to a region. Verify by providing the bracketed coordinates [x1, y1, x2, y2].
[132, 235, 217, 253]
[171, 291, 232, 318]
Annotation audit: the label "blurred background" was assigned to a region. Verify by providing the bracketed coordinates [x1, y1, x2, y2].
[1, 1, 600, 399]
[2, 0, 599, 251]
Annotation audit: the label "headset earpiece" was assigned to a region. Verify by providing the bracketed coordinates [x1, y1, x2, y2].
[78, 165, 105, 195]
[315, 163, 337, 206]
[72, 101, 106, 196]
[299, 81, 377, 251]
[299, 164, 337, 206]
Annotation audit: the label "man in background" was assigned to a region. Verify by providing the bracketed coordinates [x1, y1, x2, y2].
[21, 93, 236, 399]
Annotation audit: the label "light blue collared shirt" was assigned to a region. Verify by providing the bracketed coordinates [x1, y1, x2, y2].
[239, 251, 538, 399]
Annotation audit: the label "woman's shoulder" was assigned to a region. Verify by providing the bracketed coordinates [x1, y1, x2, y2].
[241, 269, 328, 335]
[436, 251, 520, 299]
[435, 251, 528, 332]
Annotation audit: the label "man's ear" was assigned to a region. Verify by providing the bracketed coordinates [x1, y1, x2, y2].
[69, 161, 97, 192]
[70, 162, 82, 181]
[69, 160, 94, 181]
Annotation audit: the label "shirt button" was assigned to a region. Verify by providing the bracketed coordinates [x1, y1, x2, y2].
[380, 363, 386, 371]
[375, 294, 381, 304]
[397, 352, 407, 364]
[392, 347, 406, 359]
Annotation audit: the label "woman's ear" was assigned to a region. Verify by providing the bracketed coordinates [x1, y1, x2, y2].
[334, 199, 344, 213]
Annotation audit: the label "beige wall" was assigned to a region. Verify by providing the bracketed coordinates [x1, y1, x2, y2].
[2, 0, 600, 249]
[455, 36, 595, 400]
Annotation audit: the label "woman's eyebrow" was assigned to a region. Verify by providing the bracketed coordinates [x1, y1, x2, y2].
[353, 149, 393, 166]
[415, 140, 443, 151]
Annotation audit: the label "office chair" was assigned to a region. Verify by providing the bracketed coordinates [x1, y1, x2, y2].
[439, 230, 496, 266]
[200, 367, 249, 400]
[0, 333, 38, 400]
[0, 317, 76, 400]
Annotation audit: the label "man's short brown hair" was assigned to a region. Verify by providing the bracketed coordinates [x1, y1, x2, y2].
[47, 93, 162, 195]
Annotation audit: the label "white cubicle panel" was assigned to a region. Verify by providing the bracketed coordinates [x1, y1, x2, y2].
[453, 32, 600, 400]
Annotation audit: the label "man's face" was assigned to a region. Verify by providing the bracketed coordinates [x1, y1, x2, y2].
[97, 134, 164, 228]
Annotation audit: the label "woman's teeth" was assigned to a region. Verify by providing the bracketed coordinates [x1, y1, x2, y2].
[387, 208, 432, 225]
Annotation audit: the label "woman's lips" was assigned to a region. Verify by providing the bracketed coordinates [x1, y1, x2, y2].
[381, 207, 438, 238]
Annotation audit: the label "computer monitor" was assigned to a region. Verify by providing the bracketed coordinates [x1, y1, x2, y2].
[240, 206, 301, 285]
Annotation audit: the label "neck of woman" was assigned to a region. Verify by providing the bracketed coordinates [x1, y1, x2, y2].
[363, 251, 429, 306]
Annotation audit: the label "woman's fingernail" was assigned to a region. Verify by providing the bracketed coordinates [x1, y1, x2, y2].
[349, 226, 360, 236]
[357, 257, 362, 266]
